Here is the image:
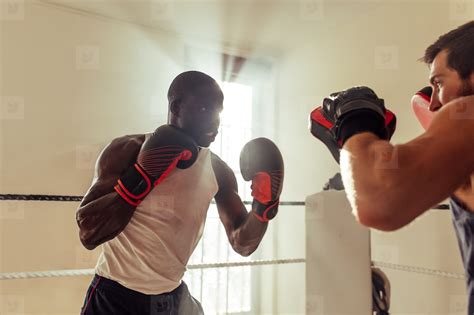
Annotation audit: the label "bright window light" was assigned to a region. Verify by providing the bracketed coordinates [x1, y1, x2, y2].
[184, 81, 254, 314]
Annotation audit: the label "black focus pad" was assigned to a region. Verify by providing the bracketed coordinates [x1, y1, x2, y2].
[326, 86, 387, 144]
[328, 86, 385, 120]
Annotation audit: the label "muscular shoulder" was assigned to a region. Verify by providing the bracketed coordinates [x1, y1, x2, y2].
[210, 152, 238, 194]
[432, 96, 474, 161]
[441, 95, 474, 129]
[210, 152, 234, 180]
[95, 134, 145, 177]
[109, 134, 145, 151]
[103, 134, 145, 158]
[451, 96, 474, 164]
[438, 96, 474, 201]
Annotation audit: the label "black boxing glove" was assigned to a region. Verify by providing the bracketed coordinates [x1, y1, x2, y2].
[240, 138, 284, 222]
[310, 86, 397, 163]
[115, 125, 199, 206]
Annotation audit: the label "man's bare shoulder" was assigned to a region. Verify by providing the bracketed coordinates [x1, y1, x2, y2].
[210, 151, 231, 175]
[99, 134, 145, 162]
[441, 95, 474, 121]
[460, 95, 474, 103]
[210, 151, 238, 192]
[432, 96, 474, 139]
[109, 134, 145, 149]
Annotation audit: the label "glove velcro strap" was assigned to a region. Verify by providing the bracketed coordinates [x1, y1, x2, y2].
[337, 109, 387, 145]
[252, 199, 280, 222]
[336, 99, 385, 119]
[114, 184, 141, 207]
[116, 163, 152, 202]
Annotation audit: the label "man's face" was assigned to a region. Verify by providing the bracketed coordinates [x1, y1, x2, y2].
[429, 50, 474, 111]
[174, 84, 223, 147]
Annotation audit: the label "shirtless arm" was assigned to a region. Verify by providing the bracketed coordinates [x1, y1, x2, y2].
[341, 96, 474, 231]
[76, 135, 144, 250]
[211, 153, 268, 257]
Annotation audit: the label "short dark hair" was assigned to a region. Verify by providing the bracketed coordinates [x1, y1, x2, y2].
[167, 71, 222, 107]
[422, 21, 474, 79]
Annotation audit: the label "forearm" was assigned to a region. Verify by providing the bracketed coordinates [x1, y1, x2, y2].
[76, 192, 135, 250]
[340, 134, 403, 229]
[341, 132, 470, 230]
[230, 211, 269, 257]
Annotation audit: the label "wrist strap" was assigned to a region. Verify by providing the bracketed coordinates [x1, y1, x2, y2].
[114, 184, 141, 207]
[115, 163, 152, 207]
[337, 110, 386, 144]
[252, 199, 279, 222]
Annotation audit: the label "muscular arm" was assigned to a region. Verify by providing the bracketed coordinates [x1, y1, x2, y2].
[341, 96, 474, 231]
[76, 135, 145, 250]
[211, 153, 268, 257]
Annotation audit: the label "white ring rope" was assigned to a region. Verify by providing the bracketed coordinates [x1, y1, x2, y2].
[187, 258, 306, 270]
[372, 261, 466, 280]
[0, 259, 465, 281]
[0, 258, 306, 280]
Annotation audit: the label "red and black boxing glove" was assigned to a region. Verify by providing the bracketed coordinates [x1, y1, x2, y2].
[240, 138, 284, 222]
[411, 86, 434, 130]
[115, 125, 199, 206]
[309, 86, 397, 163]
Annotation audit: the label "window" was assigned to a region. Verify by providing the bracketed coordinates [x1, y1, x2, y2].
[183, 81, 254, 314]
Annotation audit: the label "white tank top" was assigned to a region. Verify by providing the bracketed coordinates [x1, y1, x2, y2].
[95, 135, 218, 294]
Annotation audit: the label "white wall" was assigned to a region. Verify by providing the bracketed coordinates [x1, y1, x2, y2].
[1, 0, 473, 314]
[0, 2, 187, 314]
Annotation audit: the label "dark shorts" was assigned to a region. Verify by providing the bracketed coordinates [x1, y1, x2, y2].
[80, 274, 204, 315]
[451, 197, 474, 313]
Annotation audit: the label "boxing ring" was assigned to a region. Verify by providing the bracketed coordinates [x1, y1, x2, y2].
[0, 191, 465, 314]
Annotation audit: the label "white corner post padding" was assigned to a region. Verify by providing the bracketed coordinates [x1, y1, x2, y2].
[306, 190, 372, 314]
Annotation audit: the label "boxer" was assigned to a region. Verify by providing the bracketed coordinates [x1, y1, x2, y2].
[77, 71, 284, 314]
[310, 21, 474, 311]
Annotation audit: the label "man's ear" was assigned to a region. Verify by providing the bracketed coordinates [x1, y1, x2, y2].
[169, 100, 181, 116]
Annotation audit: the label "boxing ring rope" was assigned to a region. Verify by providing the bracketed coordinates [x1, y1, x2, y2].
[0, 259, 464, 281]
[0, 191, 462, 314]
[0, 258, 307, 281]
[0, 193, 449, 209]
[372, 261, 465, 280]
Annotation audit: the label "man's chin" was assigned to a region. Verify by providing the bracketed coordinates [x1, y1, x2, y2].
[196, 138, 212, 148]
[194, 134, 216, 148]
[198, 143, 211, 148]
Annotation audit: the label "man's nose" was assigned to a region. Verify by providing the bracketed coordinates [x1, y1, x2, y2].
[429, 92, 442, 112]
